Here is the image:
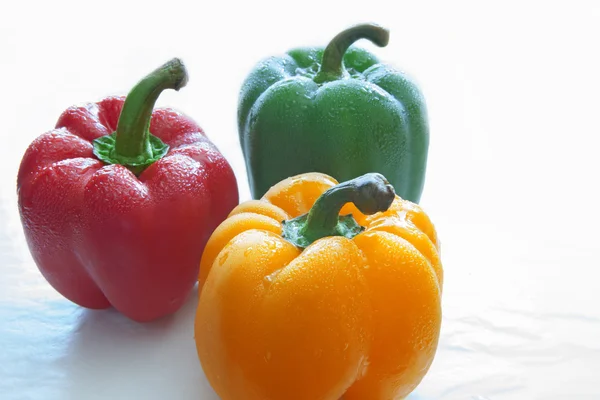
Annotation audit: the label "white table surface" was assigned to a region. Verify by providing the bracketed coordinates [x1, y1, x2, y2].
[2, 1, 599, 399]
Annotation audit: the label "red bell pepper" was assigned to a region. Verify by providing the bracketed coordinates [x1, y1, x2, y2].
[17, 59, 239, 322]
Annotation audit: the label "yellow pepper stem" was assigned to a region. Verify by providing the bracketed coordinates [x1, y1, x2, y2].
[282, 173, 396, 248]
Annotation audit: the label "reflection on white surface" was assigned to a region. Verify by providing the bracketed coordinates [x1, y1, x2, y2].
[0, 210, 218, 399]
[2, 0, 600, 399]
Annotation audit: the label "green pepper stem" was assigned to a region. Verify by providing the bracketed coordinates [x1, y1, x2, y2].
[114, 58, 188, 161]
[301, 173, 395, 243]
[313, 23, 389, 84]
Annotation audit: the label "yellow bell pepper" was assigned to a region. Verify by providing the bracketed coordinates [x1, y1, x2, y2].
[195, 172, 443, 400]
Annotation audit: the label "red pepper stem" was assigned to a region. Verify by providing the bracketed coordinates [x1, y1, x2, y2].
[114, 58, 188, 161]
[314, 23, 390, 84]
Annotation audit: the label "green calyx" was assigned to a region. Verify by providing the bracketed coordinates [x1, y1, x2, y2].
[313, 23, 390, 84]
[282, 173, 396, 249]
[93, 58, 188, 175]
[93, 133, 169, 175]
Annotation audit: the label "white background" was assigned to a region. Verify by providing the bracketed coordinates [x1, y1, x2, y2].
[1, 1, 599, 399]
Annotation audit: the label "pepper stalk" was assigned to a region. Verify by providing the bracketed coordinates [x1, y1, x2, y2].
[282, 173, 396, 248]
[93, 58, 188, 175]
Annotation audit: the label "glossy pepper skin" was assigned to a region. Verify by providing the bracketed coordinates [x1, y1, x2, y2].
[238, 23, 429, 203]
[17, 59, 238, 322]
[195, 172, 442, 400]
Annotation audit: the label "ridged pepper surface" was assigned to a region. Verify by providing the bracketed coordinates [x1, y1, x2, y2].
[195, 172, 442, 399]
[17, 59, 238, 322]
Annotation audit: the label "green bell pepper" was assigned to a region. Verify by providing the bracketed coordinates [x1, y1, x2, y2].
[238, 23, 430, 203]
